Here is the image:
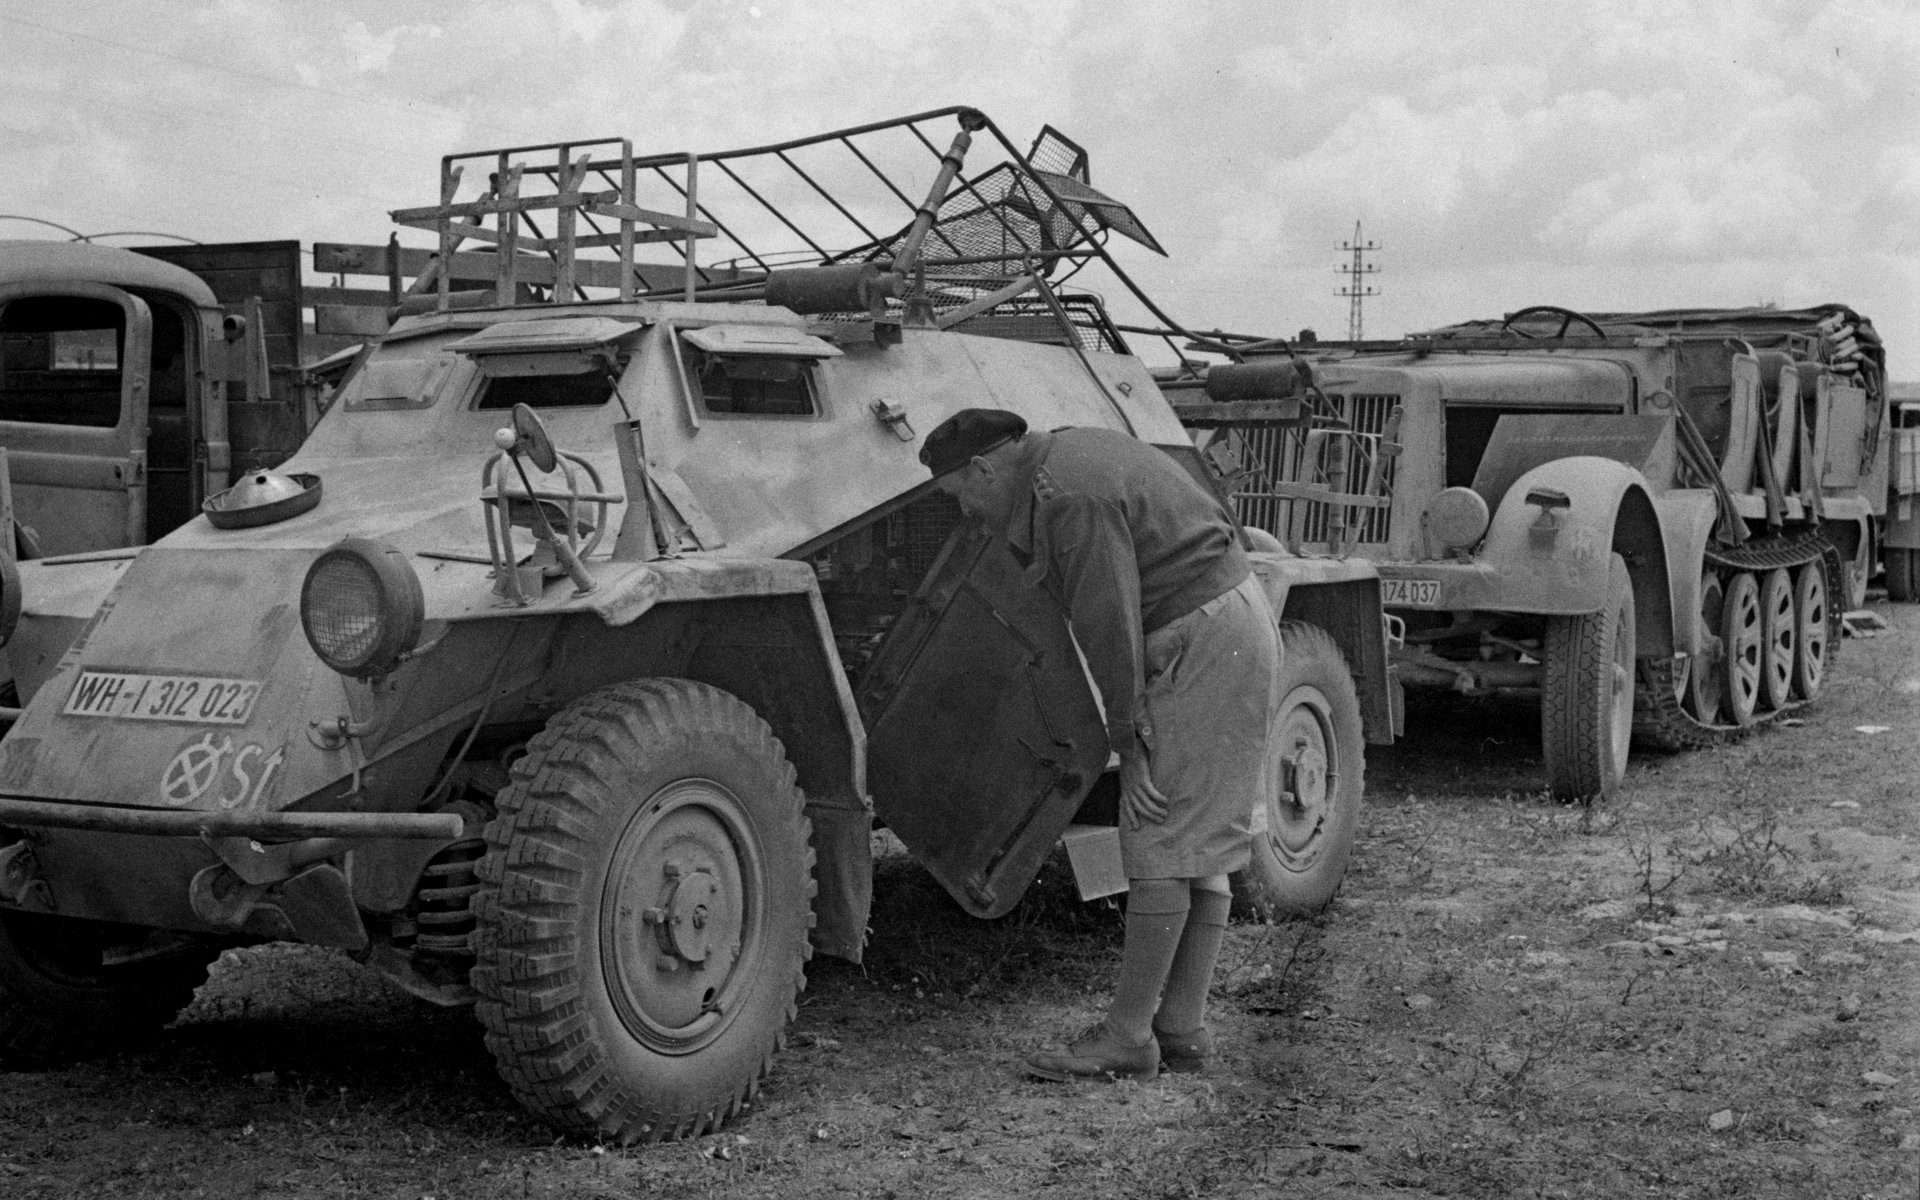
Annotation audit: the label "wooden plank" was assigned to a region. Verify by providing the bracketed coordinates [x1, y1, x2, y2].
[584, 201, 717, 235]
[314, 305, 392, 337]
[387, 190, 616, 221]
[314, 242, 748, 294]
[304, 286, 393, 308]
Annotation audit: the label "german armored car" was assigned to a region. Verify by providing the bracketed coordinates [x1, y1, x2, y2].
[1181, 304, 1887, 801]
[0, 109, 1393, 1143]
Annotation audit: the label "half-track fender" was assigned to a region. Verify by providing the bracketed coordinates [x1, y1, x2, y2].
[1479, 457, 1677, 654]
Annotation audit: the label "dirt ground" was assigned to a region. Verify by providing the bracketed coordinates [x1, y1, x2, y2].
[2, 601, 1916, 1199]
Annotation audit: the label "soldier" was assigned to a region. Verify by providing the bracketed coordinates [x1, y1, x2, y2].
[920, 408, 1280, 1079]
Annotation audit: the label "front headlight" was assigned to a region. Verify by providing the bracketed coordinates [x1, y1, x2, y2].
[301, 537, 424, 678]
[1424, 487, 1491, 554]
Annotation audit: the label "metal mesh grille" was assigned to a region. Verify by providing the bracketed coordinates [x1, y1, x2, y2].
[900, 492, 963, 578]
[1230, 393, 1399, 546]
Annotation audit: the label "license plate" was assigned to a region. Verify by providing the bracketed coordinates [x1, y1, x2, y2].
[1381, 578, 1442, 608]
[63, 671, 263, 725]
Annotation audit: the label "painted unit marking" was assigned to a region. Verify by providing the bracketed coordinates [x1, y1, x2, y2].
[64, 672, 263, 725]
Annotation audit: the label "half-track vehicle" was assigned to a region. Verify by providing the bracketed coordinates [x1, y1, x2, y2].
[1179, 303, 1888, 801]
[0, 109, 1394, 1143]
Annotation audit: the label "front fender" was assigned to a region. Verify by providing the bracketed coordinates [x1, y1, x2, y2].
[1475, 456, 1654, 615]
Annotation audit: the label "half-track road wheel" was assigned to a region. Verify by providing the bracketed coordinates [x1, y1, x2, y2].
[1542, 552, 1636, 802]
[1720, 572, 1764, 726]
[1757, 567, 1796, 712]
[1234, 622, 1364, 917]
[0, 913, 217, 1065]
[1791, 561, 1831, 701]
[1888, 547, 1920, 604]
[471, 678, 816, 1144]
[1685, 570, 1727, 723]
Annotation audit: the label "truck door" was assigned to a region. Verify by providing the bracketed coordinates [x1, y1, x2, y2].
[857, 522, 1111, 919]
[0, 282, 153, 554]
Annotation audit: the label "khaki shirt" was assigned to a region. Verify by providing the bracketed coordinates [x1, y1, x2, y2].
[1001, 428, 1249, 751]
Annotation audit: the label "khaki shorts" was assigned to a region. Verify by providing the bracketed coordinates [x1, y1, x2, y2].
[1125, 574, 1281, 879]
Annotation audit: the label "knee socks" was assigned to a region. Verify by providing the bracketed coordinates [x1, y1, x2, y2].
[1104, 877, 1190, 1043]
[1153, 883, 1232, 1036]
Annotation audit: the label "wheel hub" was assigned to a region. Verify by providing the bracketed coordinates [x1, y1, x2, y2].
[601, 781, 760, 1051]
[1270, 689, 1335, 861]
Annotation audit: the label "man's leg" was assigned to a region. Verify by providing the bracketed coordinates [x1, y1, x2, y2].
[1025, 877, 1187, 1080]
[1152, 874, 1232, 1072]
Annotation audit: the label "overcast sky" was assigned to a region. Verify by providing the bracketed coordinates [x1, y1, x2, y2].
[5, 0, 1916, 377]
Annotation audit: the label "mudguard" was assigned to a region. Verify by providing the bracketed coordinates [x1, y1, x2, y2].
[1475, 456, 1662, 616]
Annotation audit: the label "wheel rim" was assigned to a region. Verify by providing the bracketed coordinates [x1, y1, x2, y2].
[1266, 684, 1337, 869]
[1685, 571, 1726, 722]
[601, 779, 765, 1054]
[1607, 593, 1634, 774]
[1722, 573, 1762, 725]
[1793, 562, 1829, 699]
[1759, 568, 1795, 710]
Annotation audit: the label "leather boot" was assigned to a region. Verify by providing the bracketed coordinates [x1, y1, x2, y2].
[1024, 1021, 1160, 1081]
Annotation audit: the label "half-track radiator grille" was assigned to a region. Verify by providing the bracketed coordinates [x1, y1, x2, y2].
[1231, 392, 1399, 546]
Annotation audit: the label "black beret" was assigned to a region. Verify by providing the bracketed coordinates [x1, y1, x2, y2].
[919, 408, 1028, 477]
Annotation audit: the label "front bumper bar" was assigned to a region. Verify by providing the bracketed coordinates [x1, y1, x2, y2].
[0, 796, 464, 840]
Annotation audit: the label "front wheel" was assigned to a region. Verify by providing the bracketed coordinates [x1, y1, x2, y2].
[471, 679, 816, 1144]
[0, 914, 216, 1065]
[1234, 622, 1364, 917]
[1542, 553, 1636, 801]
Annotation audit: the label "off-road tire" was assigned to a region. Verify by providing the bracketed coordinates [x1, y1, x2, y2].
[1233, 622, 1364, 918]
[1542, 553, 1636, 802]
[471, 678, 815, 1144]
[0, 913, 214, 1065]
[1888, 547, 1920, 603]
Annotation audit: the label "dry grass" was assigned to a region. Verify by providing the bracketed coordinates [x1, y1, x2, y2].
[2, 607, 1917, 1198]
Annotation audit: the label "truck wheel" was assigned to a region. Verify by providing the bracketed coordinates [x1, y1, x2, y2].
[472, 679, 815, 1144]
[1542, 553, 1635, 801]
[1888, 547, 1920, 603]
[1234, 622, 1364, 917]
[1791, 562, 1831, 701]
[0, 914, 214, 1065]
[1721, 572, 1763, 725]
[1757, 568, 1796, 711]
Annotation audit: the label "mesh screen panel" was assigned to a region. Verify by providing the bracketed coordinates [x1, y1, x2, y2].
[306, 555, 385, 665]
[1231, 393, 1400, 546]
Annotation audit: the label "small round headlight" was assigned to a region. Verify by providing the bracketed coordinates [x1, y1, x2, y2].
[1424, 487, 1491, 553]
[301, 537, 424, 678]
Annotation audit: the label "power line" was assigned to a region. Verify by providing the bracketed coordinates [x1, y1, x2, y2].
[1, 11, 450, 120]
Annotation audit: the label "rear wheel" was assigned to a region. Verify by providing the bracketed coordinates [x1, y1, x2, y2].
[1234, 622, 1364, 917]
[1757, 568, 1796, 711]
[1542, 553, 1636, 801]
[1888, 547, 1920, 603]
[1791, 561, 1831, 701]
[1721, 572, 1763, 726]
[0, 914, 215, 1065]
[472, 679, 815, 1144]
